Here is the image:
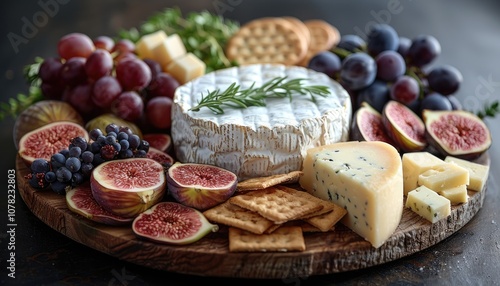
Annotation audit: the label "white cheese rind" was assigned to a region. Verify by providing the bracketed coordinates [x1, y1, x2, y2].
[299, 141, 403, 248]
[171, 64, 352, 180]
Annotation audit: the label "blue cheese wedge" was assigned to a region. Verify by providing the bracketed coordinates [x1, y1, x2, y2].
[299, 141, 403, 248]
[171, 64, 352, 180]
[406, 185, 451, 223]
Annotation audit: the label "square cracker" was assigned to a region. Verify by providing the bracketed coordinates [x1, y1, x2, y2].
[228, 186, 323, 224]
[229, 226, 306, 252]
[265, 220, 334, 234]
[203, 201, 275, 235]
[275, 185, 335, 218]
[236, 171, 303, 192]
[304, 205, 347, 232]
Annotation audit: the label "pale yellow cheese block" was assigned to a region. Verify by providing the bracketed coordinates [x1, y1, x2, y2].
[299, 141, 403, 248]
[153, 34, 187, 68]
[402, 152, 445, 195]
[417, 162, 469, 193]
[406, 185, 451, 223]
[166, 53, 206, 84]
[444, 156, 489, 192]
[135, 30, 168, 60]
[439, 184, 468, 205]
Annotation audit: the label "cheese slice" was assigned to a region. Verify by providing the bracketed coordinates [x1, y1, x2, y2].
[417, 162, 469, 193]
[444, 156, 489, 192]
[171, 64, 352, 180]
[152, 34, 187, 68]
[402, 152, 445, 195]
[439, 184, 468, 205]
[135, 30, 168, 60]
[299, 141, 403, 248]
[166, 53, 206, 84]
[406, 185, 451, 223]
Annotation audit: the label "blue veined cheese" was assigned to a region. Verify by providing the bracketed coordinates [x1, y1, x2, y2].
[171, 64, 352, 181]
[406, 185, 451, 223]
[299, 141, 403, 248]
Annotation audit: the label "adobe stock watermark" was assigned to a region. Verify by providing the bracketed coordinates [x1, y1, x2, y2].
[212, 0, 243, 15]
[463, 74, 500, 114]
[7, 0, 70, 54]
[108, 267, 136, 286]
[352, 0, 406, 38]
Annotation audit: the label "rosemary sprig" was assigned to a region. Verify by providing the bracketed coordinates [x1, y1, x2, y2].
[189, 77, 331, 114]
[476, 100, 499, 120]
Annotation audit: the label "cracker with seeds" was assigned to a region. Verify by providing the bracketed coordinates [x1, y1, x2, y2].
[203, 201, 275, 234]
[228, 186, 323, 224]
[236, 171, 303, 192]
[229, 226, 306, 252]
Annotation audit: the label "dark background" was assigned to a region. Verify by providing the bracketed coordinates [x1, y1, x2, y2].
[0, 0, 499, 285]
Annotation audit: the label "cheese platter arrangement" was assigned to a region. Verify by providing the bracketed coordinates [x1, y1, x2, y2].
[11, 8, 495, 279]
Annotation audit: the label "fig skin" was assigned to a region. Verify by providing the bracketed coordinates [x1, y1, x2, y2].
[132, 202, 219, 245]
[13, 100, 84, 150]
[85, 113, 143, 138]
[382, 100, 427, 152]
[18, 121, 89, 167]
[423, 109, 492, 160]
[143, 133, 172, 153]
[90, 158, 167, 218]
[167, 162, 238, 211]
[66, 183, 133, 226]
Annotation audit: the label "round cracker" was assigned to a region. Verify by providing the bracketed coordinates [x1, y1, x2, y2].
[226, 17, 308, 66]
[299, 19, 341, 66]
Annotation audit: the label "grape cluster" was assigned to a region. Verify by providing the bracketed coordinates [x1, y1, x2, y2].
[307, 24, 463, 116]
[25, 123, 150, 195]
[38, 33, 179, 129]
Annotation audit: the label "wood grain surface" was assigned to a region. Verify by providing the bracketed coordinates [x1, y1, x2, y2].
[16, 154, 490, 279]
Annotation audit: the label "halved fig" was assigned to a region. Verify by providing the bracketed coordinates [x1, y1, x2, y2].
[167, 162, 238, 211]
[18, 121, 89, 167]
[132, 202, 218, 245]
[423, 109, 491, 160]
[382, 100, 427, 152]
[350, 102, 398, 149]
[90, 158, 166, 218]
[146, 147, 174, 167]
[143, 133, 172, 153]
[66, 183, 133, 226]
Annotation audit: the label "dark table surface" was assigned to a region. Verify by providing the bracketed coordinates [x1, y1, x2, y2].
[1, 0, 499, 285]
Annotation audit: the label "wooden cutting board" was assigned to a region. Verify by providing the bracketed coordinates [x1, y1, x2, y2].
[16, 153, 489, 279]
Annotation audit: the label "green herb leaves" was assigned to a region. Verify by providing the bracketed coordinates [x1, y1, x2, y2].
[476, 100, 499, 119]
[189, 77, 331, 114]
[119, 7, 239, 73]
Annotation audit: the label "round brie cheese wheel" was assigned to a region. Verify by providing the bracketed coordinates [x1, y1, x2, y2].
[171, 64, 352, 181]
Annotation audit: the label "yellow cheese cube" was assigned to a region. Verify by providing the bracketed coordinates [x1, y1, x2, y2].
[153, 34, 187, 68]
[444, 156, 489, 192]
[439, 185, 468, 205]
[406, 186, 451, 223]
[135, 30, 168, 60]
[166, 53, 206, 84]
[402, 152, 445, 195]
[417, 162, 469, 193]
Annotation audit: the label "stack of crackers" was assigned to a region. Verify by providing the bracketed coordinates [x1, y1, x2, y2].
[202, 172, 347, 252]
[225, 16, 340, 67]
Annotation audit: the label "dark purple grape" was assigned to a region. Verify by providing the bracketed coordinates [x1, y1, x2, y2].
[31, 159, 50, 173]
[59, 149, 70, 158]
[119, 149, 134, 159]
[128, 134, 140, 150]
[407, 35, 441, 67]
[390, 76, 420, 105]
[134, 149, 147, 158]
[51, 153, 66, 169]
[118, 126, 134, 136]
[427, 65, 463, 95]
[56, 167, 72, 182]
[138, 140, 150, 152]
[89, 128, 103, 141]
[105, 135, 117, 145]
[40, 81, 65, 100]
[337, 34, 366, 53]
[81, 151, 94, 163]
[65, 157, 81, 172]
[367, 24, 399, 56]
[45, 171, 57, 183]
[119, 139, 130, 150]
[85, 49, 113, 81]
[70, 136, 88, 151]
[81, 163, 94, 177]
[447, 95, 463, 110]
[92, 76, 122, 108]
[147, 72, 180, 99]
[397, 37, 412, 58]
[96, 135, 106, 146]
[375, 50, 406, 82]
[92, 154, 105, 165]
[51, 181, 68, 195]
[419, 93, 453, 114]
[356, 80, 390, 113]
[117, 132, 129, 141]
[39, 58, 63, 83]
[59, 57, 87, 86]
[105, 123, 120, 134]
[68, 146, 82, 158]
[340, 52, 377, 90]
[143, 58, 163, 79]
[307, 51, 342, 79]
[71, 172, 84, 186]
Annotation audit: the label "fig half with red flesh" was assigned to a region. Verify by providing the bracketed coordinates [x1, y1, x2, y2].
[350, 102, 398, 149]
[382, 100, 427, 152]
[66, 183, 133, 226]
[143, 133, 172, 153]
[18, 121, 89, 167]
[132, 202, 218, 245]
[167, 162, 238, 211]
[423, 109, 491, 160]
[146, 147, 174, 167]
[90, 158, 166, 218]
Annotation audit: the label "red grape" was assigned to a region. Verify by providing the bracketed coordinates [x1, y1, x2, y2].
[57, 33, 95, 60]
[147, 72, 180, 99]
[111, 91, 144, 121]
[60, 57, 87, 86]
[116, 58, 152, 91]
[39, 58, 63, 83]
[397, 37, 411, 58]
[143, 58, 163, 79]
[41, 81, 65, 100]
[111, 39, 135, 54]
[63, 83, 96, 115]
[92, 76, 122, 108]
[146, 97, 173, 129]
[93, 36, 114, 51]
[375, 50, 405, 82]
[390, 76, 419, 105]
[85, 49, 113, 81]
